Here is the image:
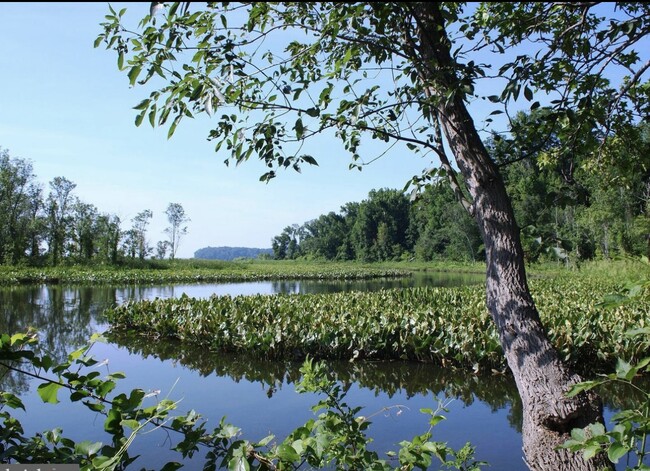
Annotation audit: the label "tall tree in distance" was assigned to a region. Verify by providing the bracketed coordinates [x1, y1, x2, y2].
[0, 149, 44, 264]
[99, 3, 648, 469]
[46, 176, 76, 266]
[164, 202, 189, 260]
[132, 209, 153, 260]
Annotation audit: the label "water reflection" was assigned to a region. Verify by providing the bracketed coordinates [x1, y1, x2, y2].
[2, 274, 645, 470]
[4, 275, 477, 393]
[109, 329, 524, 428]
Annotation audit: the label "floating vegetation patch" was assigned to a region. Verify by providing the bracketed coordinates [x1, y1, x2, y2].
[0, 263, 412, 286]
[106, 274, 650, 372]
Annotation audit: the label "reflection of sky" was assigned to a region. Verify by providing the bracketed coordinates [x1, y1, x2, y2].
[11, 340, 637, 471]
[12, 338, 526, 470]
[109, 272, 485, 306]
[6, 277, 642, 470]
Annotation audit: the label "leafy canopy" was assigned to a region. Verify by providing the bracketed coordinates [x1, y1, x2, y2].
[96, 3, 649, 186]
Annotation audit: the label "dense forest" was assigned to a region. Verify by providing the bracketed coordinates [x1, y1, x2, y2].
[272, 118, 650, 264]
[2, 119, 648, 267]
[0, 147, 189, 265]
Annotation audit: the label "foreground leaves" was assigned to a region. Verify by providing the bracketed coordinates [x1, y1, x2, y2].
[562, 329, 650, 470]
[1, 331, 485, 469]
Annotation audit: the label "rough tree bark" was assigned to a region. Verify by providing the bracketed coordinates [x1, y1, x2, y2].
[411, 4, 612, 470]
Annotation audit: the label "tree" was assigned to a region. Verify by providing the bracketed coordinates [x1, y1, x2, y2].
[99, 3, 649, 468]
[271, 229, 290, 260]
[131, 209, 153, 260]
[301, 212, 348, 260]
[0, 149, 43, 264]
[164, 202, 189, 260]
[351, 188, 411, 261]
[71, 201, 99, 261]
[410, 182, 482, 262]
[155, 239, 170, 259]
[46, 176, 76, 266]
[95, 213, 121, 264]
[271, 224, 302, 259]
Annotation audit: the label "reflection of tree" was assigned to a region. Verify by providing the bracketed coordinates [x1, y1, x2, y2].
[0, 284, 120, 393]
[3, 281, 644, 437]
[268, 274, 485, 295]
[108, 330, 650, 436]
[108, 330, 523, 423]
[270, 280, 300, 294]
[0, 364, 31, 397]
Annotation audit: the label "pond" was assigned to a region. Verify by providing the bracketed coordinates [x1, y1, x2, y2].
[0, 274, 642, 470]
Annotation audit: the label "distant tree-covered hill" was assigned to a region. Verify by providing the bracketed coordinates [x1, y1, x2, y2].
[193, 246, 273, 261]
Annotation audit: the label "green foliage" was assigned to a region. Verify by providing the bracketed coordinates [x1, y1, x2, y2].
[1, 330, 485, 469]
[272, 185, 484, 263]
[0, 149, 43, 265]
[0, 261, 412, 286]
[561, 329, 650, 469]
[95, 2, 649, 186]
[105, 273, 650, 371]
[164, 203, 190, 260]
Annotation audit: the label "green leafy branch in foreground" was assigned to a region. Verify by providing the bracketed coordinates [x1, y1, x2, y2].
[0, 330, 484, 470]
[561, 328, 650, 470]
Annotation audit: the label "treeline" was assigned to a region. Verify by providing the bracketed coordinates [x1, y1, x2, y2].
[194, 246, 273, 261]
[272, 119, 649, 264]
[271, 186, 482, 262]
[0, 147, 189, 266]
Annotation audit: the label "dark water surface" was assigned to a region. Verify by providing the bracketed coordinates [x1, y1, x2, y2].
[0, 274, 641, 470]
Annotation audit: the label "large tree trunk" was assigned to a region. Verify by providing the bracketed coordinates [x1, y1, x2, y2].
[411, 4, 612, 470]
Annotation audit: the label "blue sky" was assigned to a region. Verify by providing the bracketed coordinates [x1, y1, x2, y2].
[0, 2, 451, 258]
[3, 3, 644, 259]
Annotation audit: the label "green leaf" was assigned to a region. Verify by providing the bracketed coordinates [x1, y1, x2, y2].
[146, 105, 156, 126]
[429, 415, 446, 426]
[168, 115, 182, 139]
[228, 456, 249, 471]
[37, 382, 62, 404]
[35, 354, 54, 371]
[607, 442, 629, 463]
[104, 408, 122, 433]
[276, 443, 300, 462]
[302, 155, 318, 166]
[582, 444, 601, 460]
[121, 419, 141, 430]
[570, 427, 586, 442]
[75, 440, 103, 456]
[256, 434, 275, 447]
[1, 392, 25, 410]
[160, 463, 183, 471]
[133, 99, 150, 111]
[294, 118, 304, 138]
[220, 423, 241, 439]
[68, 345, 87, 361]
[135, 111, 145, 127]
[587, 422, 605, 437]
[566, 380, 603, 397]
[615, 358, 636, 380]
[524, 86, 533, 101]
[128, 66, 142, 86]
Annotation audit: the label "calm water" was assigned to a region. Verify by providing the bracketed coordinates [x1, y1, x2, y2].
[0, 274, 642, 470]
